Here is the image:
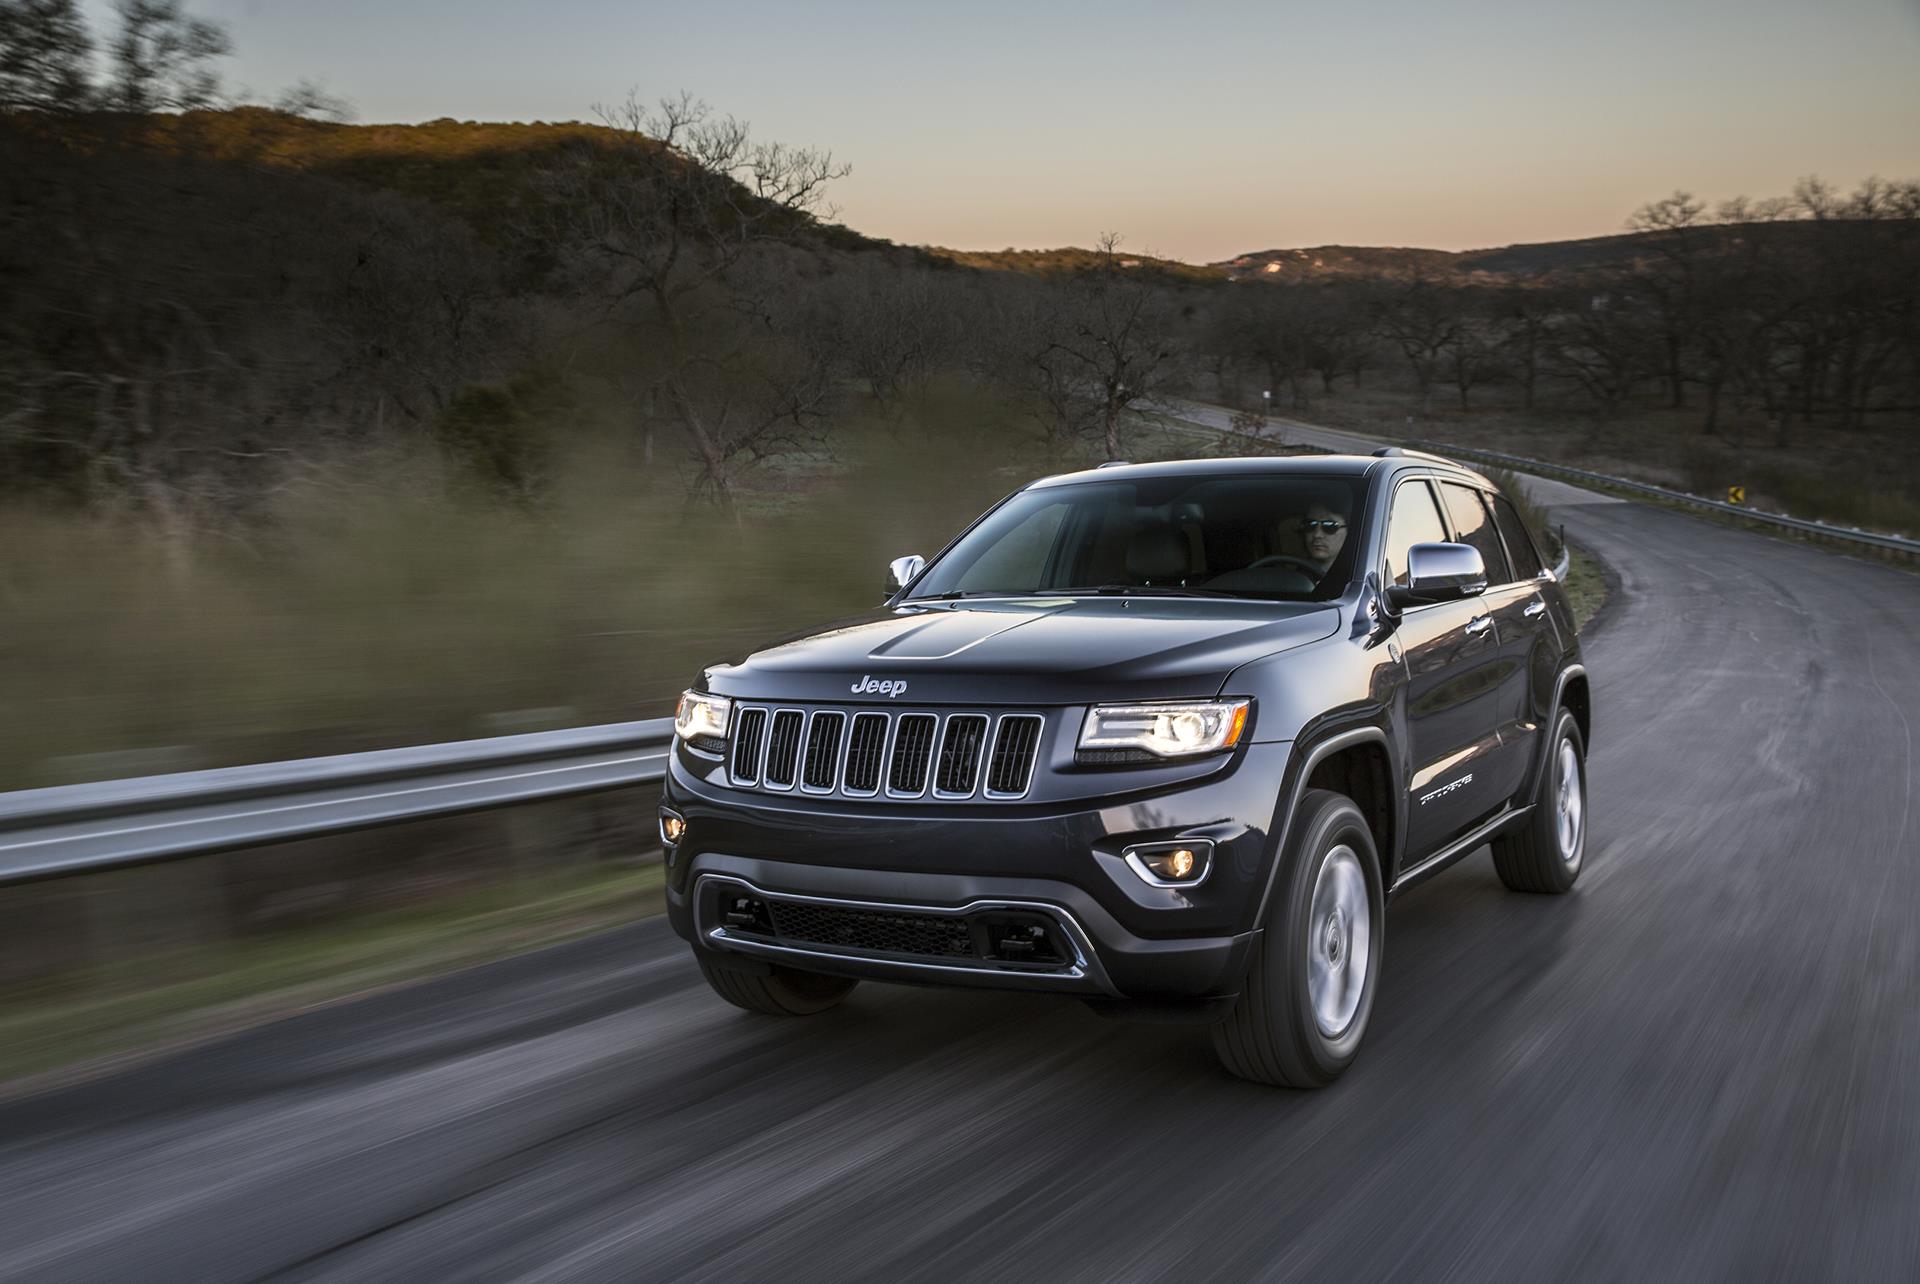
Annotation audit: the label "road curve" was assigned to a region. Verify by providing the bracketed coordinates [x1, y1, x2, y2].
[2, 500, 1917, 1282]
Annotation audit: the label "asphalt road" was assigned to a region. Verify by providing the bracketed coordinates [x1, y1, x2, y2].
[3, 499, 1917, 1282]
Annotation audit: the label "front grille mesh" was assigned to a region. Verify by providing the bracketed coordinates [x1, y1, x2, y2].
[767, 901, 974, 958]
[727, 706, 1043, 801]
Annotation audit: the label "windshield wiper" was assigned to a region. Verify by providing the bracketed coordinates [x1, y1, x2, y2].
[1056, 584, 1222, 598]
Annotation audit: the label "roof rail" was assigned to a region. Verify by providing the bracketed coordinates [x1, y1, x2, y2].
[1096, 460, 1132, 468]
[1372, 446, 1459, 465]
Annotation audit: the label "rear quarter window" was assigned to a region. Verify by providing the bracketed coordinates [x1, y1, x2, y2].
[1490, 494, 1546, 580]
[1439, 482, 1513, 585]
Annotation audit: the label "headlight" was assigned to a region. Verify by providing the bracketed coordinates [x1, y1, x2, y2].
[674, 690, 732, 744]
[1077, 699, 1250, 759]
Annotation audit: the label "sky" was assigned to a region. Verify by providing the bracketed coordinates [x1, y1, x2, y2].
[81, 0, 1920, 262]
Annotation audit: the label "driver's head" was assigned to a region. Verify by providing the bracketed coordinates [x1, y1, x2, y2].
[1298, 499, 1350, 570]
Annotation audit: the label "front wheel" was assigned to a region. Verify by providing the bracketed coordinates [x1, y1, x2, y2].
[1212, 789, 1385, 1088]
[1490, 708, 1587, 894]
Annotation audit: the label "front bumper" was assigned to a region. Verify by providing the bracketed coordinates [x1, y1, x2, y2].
[662, 739, 1294, 1001]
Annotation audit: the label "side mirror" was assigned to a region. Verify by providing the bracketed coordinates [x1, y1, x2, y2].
[1386, 542, 1487, 609]
[885, 554, 926, 596]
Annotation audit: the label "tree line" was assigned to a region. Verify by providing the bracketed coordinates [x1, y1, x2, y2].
[3, 0, 1916, 524]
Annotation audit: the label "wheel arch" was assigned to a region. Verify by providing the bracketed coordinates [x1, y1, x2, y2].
[1560, 669, 1591, 748]
[1253, 724, 1399, 929]
[1520, 663, 1590, 804]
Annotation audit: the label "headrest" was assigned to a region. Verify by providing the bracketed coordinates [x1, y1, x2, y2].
[1126, 525, 1191, 581]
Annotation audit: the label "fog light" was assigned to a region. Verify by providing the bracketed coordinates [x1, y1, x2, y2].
[660, 809, 686, 846]
[1124, 839, 1213, 886]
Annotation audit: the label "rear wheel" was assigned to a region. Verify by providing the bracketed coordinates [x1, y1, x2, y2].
[696, 954, 858, 1016]
[1212, 789, 1384, 1088]
[1490, 708, 1587, 894]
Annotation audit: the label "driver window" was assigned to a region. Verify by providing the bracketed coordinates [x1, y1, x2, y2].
[1384, 480, 1449, 587]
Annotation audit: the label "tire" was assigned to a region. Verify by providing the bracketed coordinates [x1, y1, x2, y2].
[1212, 789, 1385, 1088]
[1490, 708, 1587, 895]
[696, 954, 858, 1016]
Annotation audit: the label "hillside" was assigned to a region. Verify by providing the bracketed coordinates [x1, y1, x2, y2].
[20, 108, 899, 253]
[33, 110, 1840, 288]
[926, 244, 1220, 283]
[1214, 220, 1881, 282]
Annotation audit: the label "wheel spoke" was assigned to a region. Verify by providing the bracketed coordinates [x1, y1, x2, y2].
[1307, 846, 1370, 1038]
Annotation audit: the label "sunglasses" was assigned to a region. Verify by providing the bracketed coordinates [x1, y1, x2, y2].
[1298, 519, 1346, 533]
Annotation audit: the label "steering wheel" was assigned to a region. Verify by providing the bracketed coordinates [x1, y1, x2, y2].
[1244, 554, 1324, 575]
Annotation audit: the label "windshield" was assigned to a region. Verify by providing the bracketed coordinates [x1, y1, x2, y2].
[907, 473, 1369, 602]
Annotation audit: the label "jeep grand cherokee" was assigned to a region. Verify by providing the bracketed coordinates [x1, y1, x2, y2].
[661, 451, 1591, 1087]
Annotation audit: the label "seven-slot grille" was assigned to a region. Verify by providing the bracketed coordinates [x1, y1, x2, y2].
[726, 706, 1045, 801]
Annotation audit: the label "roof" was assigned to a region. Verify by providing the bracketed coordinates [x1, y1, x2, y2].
[1032, 454, 1383, 487]
[1029, 452, 1497, 492]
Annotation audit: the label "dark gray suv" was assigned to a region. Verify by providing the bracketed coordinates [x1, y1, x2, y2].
[662, 451, 1590, 1087]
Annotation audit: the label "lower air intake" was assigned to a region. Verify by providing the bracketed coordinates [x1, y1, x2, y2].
[767, 901, 975, 959]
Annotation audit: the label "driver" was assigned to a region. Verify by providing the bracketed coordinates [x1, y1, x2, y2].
[1296, 498, 1350, 575]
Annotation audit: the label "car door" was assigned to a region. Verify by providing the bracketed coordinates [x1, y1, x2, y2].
[1487, 490, 1565, 790]
[1384, 477, 1507, 863]
[1437, 481, 1534, 809]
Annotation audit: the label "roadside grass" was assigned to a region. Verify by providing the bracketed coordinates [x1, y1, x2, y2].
[0, 387, 1059, 790]
[0, 860, 665, 1091]
[1562, 546, 1608, 632]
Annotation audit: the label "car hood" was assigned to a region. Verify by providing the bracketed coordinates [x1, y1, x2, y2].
[700, 597, 1341, 705]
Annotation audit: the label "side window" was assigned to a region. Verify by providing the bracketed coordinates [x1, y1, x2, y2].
[1440, 482, 1513, 585]
[1383, 480, 1450, 587]
[1490, 494, 1545, 580]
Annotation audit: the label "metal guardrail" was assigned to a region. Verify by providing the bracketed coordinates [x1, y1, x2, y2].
[0, 719, 674, 887]
[1414, 440, 1920, 561]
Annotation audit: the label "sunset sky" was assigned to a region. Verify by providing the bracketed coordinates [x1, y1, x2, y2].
[89, 0, 1920, 261]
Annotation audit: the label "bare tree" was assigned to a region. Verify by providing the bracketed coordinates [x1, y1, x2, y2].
[1014, 235, 1180, 458]
[273, 78, 353, 122]
[106, 0, 228, 113]
[810, 257, 966, 411]
[537, 91, 849, 502]
[1546, 288, 1646, 431]
[1496, 285, 1557, 414]
[1374, 275, 1463, 415]
[1442, 313, 1508, 411]
[0, 0, 92, 111]
[1626, 190, 1710, 410]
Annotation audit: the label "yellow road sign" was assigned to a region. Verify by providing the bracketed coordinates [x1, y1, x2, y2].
[1728, 485, 1746, 505]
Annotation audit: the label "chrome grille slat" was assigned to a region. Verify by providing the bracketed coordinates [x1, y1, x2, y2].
[725, 704, 1041, 800]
